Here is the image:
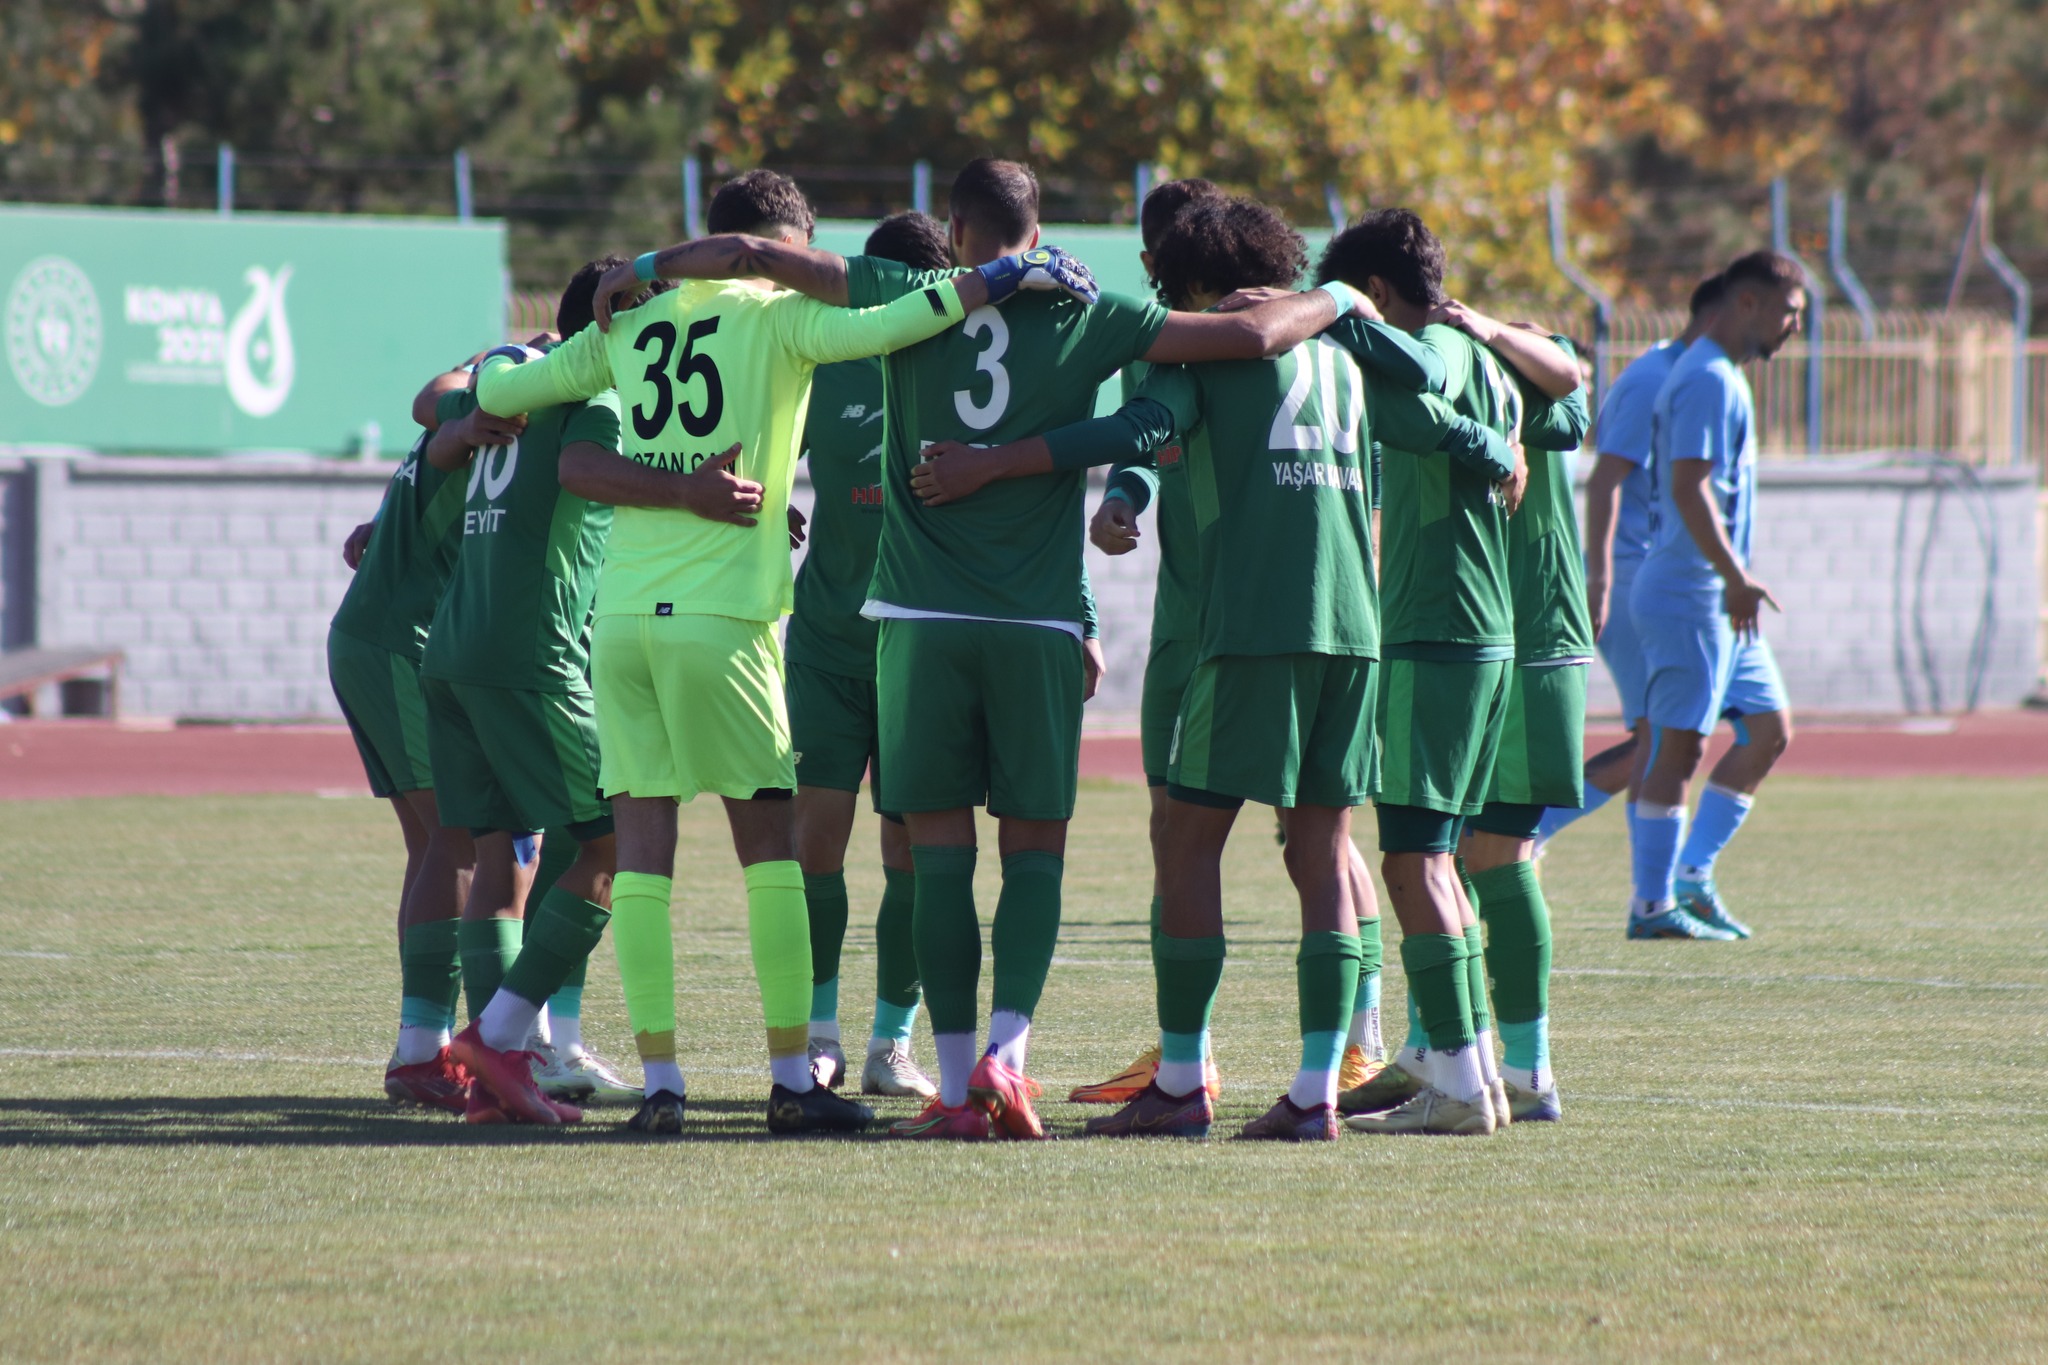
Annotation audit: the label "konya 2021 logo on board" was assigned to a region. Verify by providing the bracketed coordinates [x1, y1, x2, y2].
[122, 264, 296, 417]
[5, 255, 103, 407]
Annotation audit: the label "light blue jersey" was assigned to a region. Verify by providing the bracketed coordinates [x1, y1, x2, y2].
[1593, 339, 1684, 570]
[1636, 338, 1755, 615]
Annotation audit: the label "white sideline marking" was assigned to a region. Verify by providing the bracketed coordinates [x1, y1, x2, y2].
[0, 950, 70, 959]
[1555, 966, 2045, 992]
[0, 1047, 381, 1067]
[1575, 1093, 2048, 1119]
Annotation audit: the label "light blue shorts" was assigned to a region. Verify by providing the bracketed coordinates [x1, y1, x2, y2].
[1636, 609, 1788, 737]
[1596, 561, 1649, 728]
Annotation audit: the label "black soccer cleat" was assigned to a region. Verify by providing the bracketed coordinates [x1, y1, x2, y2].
[766, 1082, 876, 1135]
[625, 1088, 687, 1136]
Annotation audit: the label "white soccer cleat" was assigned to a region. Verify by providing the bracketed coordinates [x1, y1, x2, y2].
[860, 1038, 938, 1099]
[1346, 1086, 1497, 1136]
[1490, 1077, 1513, 1130]
[531, 1040, 642, 1104]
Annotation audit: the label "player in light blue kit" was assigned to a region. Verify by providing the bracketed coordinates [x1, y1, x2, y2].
[1532, 276, 1723, 875]
[1626, 251, 1805, 940]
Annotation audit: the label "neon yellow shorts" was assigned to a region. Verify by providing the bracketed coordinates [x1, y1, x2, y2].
[591, 612, 796, 802]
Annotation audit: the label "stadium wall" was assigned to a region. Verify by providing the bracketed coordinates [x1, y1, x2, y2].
[0, 454, 2035, 722]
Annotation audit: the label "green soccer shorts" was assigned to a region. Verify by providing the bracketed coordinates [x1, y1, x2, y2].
[327, 627, 432, 798]
[876, 617, 1083, 822]
[1375, 655, 1512, 816]
[1167, 652, 1378, 810]
[420, 674, 609, 835]
[1140, 636, 1200, 786]
[1485, 659, 1588, 810]
[787, 660, 886, 812]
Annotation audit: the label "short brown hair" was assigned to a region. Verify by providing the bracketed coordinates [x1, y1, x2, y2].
[949, 158, 1039, 245]
[707, 169, 816, 241]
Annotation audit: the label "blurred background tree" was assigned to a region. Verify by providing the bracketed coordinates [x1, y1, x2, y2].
[1, 0, 2039, 311]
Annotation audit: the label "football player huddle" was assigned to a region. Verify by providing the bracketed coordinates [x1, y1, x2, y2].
[330, 158, 1802, 1141]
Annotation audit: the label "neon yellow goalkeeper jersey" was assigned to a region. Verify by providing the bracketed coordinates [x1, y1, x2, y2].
[477, 275, 968, 624]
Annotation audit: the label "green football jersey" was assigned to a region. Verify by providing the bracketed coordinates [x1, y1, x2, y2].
[1128, 334, 1474, 662]
[329, 428, 465, 661]
[1360, 322, 1522, 659]
[420, 386, 620, 693]
[1107, 360, 1202, 647]
[1505, 337, 1595, 662]
[787, 356, 887, 679]
[847, 257, 1169, 625]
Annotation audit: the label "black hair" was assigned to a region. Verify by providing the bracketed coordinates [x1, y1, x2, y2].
[1151, 197, 1307, 310]
[948, 158, 1039, 245]
[1140, 177, 1223, 253]
[1313, 207, 1447, 309]
[706, 168, 817, 240]
[1689, 272, 1728, 317]
[864, 211, 952, 271]
[1720, 250, 1807, 295]
[557, 255, 671, 338]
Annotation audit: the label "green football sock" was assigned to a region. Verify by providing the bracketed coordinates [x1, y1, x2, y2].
[744, 860, 813, 1063]
[1399, 932, 1475, 1053]
[398, 918, 462, 1030]
[991, 851, 1063, 1019]
[910, 845, 980, 1036]
[1297, 931, 1362, 1043]
[1154, 932, 1227, 1036]
[456, 917, 522, 1025]
[609, 871, 676, 1064]
[502, 886, 610, 1009]
[1473, 861, 1550, 1025]
[804, 870, 849, 993]
[548, 955, 586, 1024]
[1463, 921, 1491, 1039]
[872, 865, 920, 1042]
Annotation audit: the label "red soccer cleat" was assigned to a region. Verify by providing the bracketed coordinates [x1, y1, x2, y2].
[450, 1022, 573, 1126]
[889, 1096, 991, 1140]
[384, 1047, 470, 1114]
[967, 1053, 1047, 1140]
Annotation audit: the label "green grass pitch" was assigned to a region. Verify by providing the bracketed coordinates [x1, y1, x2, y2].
[3, 777, 2046, 1360]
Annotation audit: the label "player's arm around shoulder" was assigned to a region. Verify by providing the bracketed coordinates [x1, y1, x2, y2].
[423, 386, 524, 473]
[911, 371, 1190, 508]
[594, 238, 854, 328]
[765, 274, 973, 367]
[476, 327, 611, 419]
[1146, 282, 1361, 363]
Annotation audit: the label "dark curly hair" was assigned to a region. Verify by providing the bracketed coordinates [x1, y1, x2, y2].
[864, 211, 952, 271]
[707, 168, 817, 241]
[1140, 177, 1223, 253]
[1314, 207, 1446, 310]
[558, 255, 672, 338]
[1149, 196, 1307, 311]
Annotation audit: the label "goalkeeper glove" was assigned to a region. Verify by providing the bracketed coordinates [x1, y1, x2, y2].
[975, 246, 1100, 305]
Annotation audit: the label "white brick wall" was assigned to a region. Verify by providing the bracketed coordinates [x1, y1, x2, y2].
[13, 454, 2042, 721]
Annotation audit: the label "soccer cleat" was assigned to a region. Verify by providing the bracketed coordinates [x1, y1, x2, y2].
[860, 1039, 937, 1099]
[464, 1086, 510, 1125]
[1490, 1077, 1513, 1130]
[450, 1021, 567, 1126]
[767, 1081, 876, 1135]
[1068, 1044, 1159, 1105]
[1236, 1095, 1339, 1142]
[1347, 1086, 1496, 1136]
[890, 1097, 991, 1140]
[1503, 1081, 1563, 1123]
[1337, 1059, 1425, 1115]
[967, 1054, 1047, 1140]
[1338, 1044, 1384, 1094]
[529, 1040, 640, 1104]
[1081, 1082, 1214, 1139]
[626, 1088, 688, 1136]
[1627, 902, 1740, 941]
[1676, 877, 1753, 938]
[808, 1036, 848, 1090]
[384, 1047, 470, 1114]
[1069, 1044, 1221, 1105]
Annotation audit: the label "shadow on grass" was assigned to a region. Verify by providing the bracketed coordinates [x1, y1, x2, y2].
[0, 1096, 904, 1148]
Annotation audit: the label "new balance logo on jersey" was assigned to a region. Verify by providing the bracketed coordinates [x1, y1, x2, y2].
[841, 403, 867, 419]
[1272, 460, 1364, 492]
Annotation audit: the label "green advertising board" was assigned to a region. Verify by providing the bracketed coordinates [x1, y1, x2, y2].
[1, 205, 504, 455]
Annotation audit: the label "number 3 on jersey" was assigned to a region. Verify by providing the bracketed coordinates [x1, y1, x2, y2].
[630, 316, 726, 441]
[953, 306, 1011, 430]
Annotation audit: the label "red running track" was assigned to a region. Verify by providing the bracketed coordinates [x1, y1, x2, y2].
[3, 712, 2047, 801]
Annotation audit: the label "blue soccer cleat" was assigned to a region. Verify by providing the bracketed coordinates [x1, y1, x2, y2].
[1626, 902, 1739, 941]
[1676, 876, 1753, 938]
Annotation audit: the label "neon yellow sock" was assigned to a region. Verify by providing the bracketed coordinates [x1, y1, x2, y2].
[745, 860, 812, 1062]
[609, 871, 676, 1064]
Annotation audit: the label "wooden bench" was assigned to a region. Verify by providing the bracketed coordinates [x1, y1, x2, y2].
[0, 646, 124, 717]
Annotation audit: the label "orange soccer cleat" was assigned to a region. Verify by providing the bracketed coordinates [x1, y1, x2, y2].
[1069, 1045, 1223, 1106]
[967, 1054, 1047, 1140]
